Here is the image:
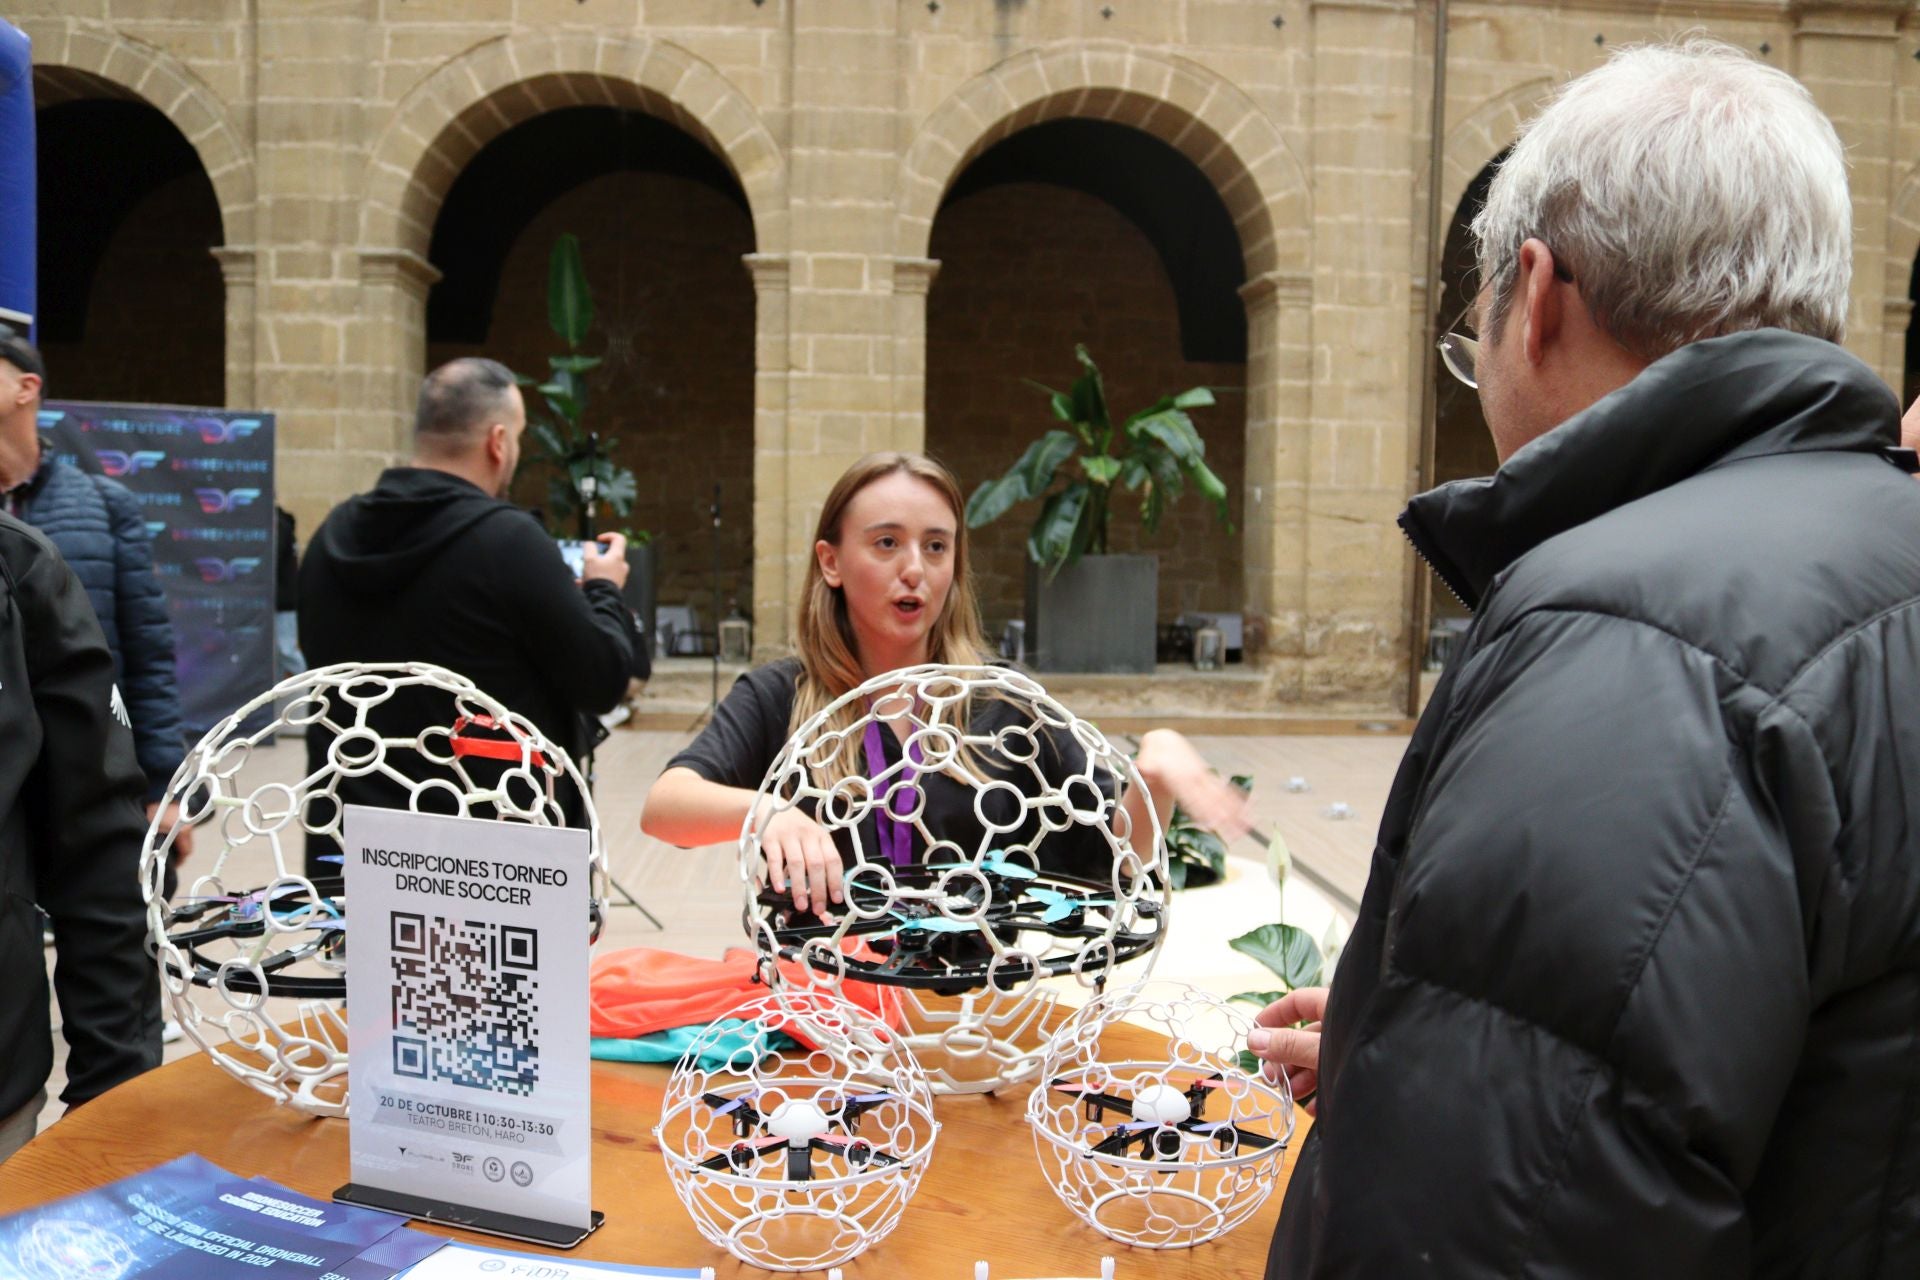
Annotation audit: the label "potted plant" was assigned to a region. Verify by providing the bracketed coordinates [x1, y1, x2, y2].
[965, 346, 1232, 673]
[518, 234, 654, 656]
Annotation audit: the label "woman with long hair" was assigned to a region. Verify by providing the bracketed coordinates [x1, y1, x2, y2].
[640, 451, 1243, 910]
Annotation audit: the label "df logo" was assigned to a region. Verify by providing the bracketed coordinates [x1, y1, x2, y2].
[194, 417, 262, 445]
[97, 450, 165, 477]
[194, 487, 261, 515]
[194, 557, 262, 583]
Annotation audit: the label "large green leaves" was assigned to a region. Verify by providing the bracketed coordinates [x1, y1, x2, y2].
[1229, 923, 1324, 992]
[965, 430, 1077, 528]
[547, 233, 593, 348]
[1027, 481, 1093, 575]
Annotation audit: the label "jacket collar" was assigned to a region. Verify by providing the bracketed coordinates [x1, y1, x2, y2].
[1401, 329, 1902, 611]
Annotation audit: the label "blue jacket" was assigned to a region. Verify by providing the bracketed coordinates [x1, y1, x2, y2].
[18, 453, 185, 801]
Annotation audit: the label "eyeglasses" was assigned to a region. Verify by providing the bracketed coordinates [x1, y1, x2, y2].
[1437, 256, 1576, 390]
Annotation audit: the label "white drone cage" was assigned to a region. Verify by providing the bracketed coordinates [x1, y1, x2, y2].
[738, 664, 1168, 1095]
[138, 661, 608, 1117]
[1027, 981, 1295, 1249]
[655, 991, 941, 1271]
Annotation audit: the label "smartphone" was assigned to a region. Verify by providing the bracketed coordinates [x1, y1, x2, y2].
[556, 538, 596, 578]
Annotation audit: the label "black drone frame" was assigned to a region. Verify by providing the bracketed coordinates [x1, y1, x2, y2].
[750, 860, 1162, 993]
[155, 876, 349, 998]
[695, 1089, 904, 1181]
[1057, 1073, 1282, 1162]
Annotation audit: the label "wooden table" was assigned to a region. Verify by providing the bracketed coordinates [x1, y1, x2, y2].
[0, 1024, 1304, 1278]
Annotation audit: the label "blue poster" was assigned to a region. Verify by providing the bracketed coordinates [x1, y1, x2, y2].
[0, 1154, 438, 1279]
[37, 401, 277, 736]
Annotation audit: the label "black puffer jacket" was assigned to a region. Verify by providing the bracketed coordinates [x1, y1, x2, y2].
[1269, 330, 1920, 1277]
[0, 512, 158, 1120]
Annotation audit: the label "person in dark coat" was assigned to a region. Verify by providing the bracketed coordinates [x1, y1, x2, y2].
[0, 334, 189, 858]
[297, 357, 639, 876]
[1255, 40, 1920, 1277]
[0, 510, 160, 1160]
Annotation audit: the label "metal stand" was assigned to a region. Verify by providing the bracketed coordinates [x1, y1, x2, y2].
[576, 431, 663, 930]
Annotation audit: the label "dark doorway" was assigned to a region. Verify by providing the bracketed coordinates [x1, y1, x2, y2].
[926, 119, 1249, 639]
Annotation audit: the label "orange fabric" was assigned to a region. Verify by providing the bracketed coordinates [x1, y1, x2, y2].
[588, 945, 901, 1050]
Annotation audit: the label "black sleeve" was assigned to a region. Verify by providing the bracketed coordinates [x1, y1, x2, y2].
[666, 663, 797, 791]
[16, 528, 160, 1105]
[490, 515, 638, 716]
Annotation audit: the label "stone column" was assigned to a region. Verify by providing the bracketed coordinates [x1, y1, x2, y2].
[210, 246, 258, 410]
[889, 257, 941, 454]
[1305, 0, 1422, 707]
[1239, 269, 1314, 700]
[349, 246, 440, 473]
[745, 252, 794, 661]
[1791, 1, 1905, 375]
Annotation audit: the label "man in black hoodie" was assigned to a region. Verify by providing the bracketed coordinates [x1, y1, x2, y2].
[297, 358, 639, 875]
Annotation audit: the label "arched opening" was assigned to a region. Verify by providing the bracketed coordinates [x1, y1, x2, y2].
[424, 104, 757, 634]
[926, 119, 1249, 646]
[1425, 152, 1503, 657]
[33, 70, 224, 405]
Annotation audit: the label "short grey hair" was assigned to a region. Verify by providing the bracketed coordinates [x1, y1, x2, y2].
[1473, 37, 1852, 360]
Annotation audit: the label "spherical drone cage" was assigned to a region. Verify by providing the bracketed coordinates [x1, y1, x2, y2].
[655, 991, 941, 1272]
[139, 661, 607, 1117]
[1027, 982, 1295, 1249]
[739, 663, 1168, 1095]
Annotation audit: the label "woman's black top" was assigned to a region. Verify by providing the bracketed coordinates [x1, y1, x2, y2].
[665, 659, 1120, 880]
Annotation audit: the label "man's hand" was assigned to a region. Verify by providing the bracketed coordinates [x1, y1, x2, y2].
[581, 533, 630, 589]
[146, 801, 193, 864]
[758, 807, 843, 916]
[1249, 985, 1329, 1114]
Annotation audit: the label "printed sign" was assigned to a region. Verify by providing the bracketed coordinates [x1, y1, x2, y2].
[38, 401, 276, 736]
[0, 1153, 439, 1279]
[344, 805, 594, 1234]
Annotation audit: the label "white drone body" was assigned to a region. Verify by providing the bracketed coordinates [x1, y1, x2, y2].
[138, 661, 607, 1117]
[1027, 982, 1295, 1249]
[738, 665, 1169, 1096]
[655, 991, 941, 1271]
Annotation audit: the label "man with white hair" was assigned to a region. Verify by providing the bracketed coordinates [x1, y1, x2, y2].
[1254, 40, 1920, 1276]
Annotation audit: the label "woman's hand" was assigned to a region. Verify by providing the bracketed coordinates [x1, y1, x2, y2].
[758, 807, 844, 915]
[1249, 986, 1329, 1114]
[1134, 728, 1252, 840]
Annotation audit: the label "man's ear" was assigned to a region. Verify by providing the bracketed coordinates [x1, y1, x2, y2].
[1517, 238, 1562, 367]
[487, 421, 508, 465]
[17, 373, 40, 407]
[815, 538, 842, 588]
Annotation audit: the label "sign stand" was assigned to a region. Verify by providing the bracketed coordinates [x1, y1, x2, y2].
[332, 805, 601, 1248]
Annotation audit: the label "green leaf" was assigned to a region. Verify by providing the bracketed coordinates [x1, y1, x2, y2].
[1019, 430, 1079, 495]
[1068, 346, 1110, 442]
[1230, 773, 1253, 793]
[966, 473, 1027, 529]
[1168, 858, 1188, 891]
[547, 234, 593, 348]
[548, 353, 603, 375]
[1135, 409, 1204, 465]
[1228, 990, 1286, 1009]
[1027, 481, 1090, 573]
[1228, 923, 1324, 991]
[1236, 1049, 1261, 1076]
[1081, 454, 1121, 485]
[529, 422, 567, 461]
[598, 466, 638, 514]
[1172, 386, 1216, 410]
[1187, 457, 1233, 528]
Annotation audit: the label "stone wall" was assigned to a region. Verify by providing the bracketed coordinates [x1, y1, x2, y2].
[18, 0, 1920, 712]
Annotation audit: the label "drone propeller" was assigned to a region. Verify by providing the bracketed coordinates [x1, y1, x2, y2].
[697, 1135, 785, 1173]
[699, 1090, 768, 1137]
[1051, 1080, 1139, 1120]
[1025, 886, 1115, 925]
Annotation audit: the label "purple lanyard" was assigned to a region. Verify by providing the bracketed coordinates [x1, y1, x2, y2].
[862, 720, 923, 867]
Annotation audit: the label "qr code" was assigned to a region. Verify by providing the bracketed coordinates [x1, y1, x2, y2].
[389, 913, 540, 1096]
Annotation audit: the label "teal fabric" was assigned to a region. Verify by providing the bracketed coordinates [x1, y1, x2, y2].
[589, 1018, 798, 1070]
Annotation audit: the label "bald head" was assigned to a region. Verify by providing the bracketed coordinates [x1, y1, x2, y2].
[411, 358, 526, 498]
[415, 358, 519, 451]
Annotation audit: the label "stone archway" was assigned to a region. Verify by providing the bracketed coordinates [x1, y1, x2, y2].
[897, 42, 1310, 670]
[22, 17, 257, 405]
[1883, 161, 1920, 398]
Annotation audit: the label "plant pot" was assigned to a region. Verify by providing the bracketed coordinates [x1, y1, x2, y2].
[1024, 553, 1157, 674]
